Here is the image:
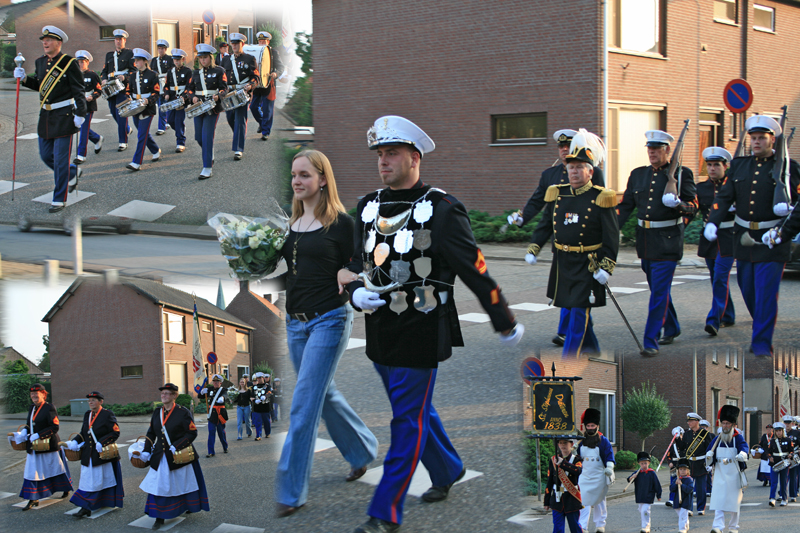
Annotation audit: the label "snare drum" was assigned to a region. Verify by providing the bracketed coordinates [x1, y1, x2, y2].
[116, 98, 147, 118]
[186, 99, 216, 119]
[101, 78, 124, 100]
[773, 459, 791, 472]
[159, 98, 185, 113]
[221, 88, 250, 112]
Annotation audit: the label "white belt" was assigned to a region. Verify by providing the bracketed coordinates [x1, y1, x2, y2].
[734, 215, 781, 230]
[113, 70, 127, 77]
[638, 218, 682, 229]
[234, 82, 250, 90]
[133, 93, 151, 100]
[719, 221, 735, 229]
[687, 456, 705, 461]
[196, 89, 219, 96]
[42, 98, 75, 111]
[173, 85, 186, 94]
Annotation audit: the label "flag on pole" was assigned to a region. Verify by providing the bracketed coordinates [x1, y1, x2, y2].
[192, 301, 207, 396]
[779, 366, 791, 418]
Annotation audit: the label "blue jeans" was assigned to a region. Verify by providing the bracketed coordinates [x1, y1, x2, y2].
[275, 304, 378, 508]
[237, 405, 252, 438]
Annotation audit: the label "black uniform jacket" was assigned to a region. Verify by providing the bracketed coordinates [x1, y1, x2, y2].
[82, 70, 102, 114]
[617, 164, 698, 261]
[125, 68, 159, 117]
[150, 54, 175, 95]
[220, 53, 259, 89]
[24, 402, 60, 454]
[758, 432, 772, 457]
[627, 468, 662, 504]
[521, 164, 605, 226]
[346, 182, 516, 368]
[767, 436, 795, 464]
[543, 453, 582, 514]
[677, 428, 713, 478]
[708, 155, 800, 262]
[101, 48, 134, 82]
[697, 178, 736, 258]
[252, 382, 273, 414]
[530, 183, 619, 309]
[252, 46, 283, 97]
[144, 405, 198, 471]
[670, 475, 694, 510]
[20, 52, 86, 139]
[72, 408, 120, 467]
[185, 67, 228, 115]
[164, 66, 193, 105]
[198, 386, 229, 424]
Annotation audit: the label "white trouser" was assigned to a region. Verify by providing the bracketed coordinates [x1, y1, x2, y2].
[579, 499, 607, 530]
[638, 503, 651, 530]
[713, 510, 739, 531]
[676, 508, 690, 531]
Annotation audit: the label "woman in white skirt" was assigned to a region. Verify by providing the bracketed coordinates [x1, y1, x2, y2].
[139, 383, 209, 530]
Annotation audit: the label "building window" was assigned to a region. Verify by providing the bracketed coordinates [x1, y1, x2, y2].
[734, 350, 739, 369]
[152, 21, 178, 55]
[699, 112, 723, 177]
[714, 0, 737, 24]
[222, 364, 229, 380]
[100, 25, 126, 41]
[607, 105, 662, 191]
[192, 24, 204, 57]
[236, 330, 250, 353]
[490, 113, 547, 146]
[237, 365, 250, 382]
[219, 24, 229, 43]
[201, 320, 211, 333]
[753, 4, 775, 32]
[121, 365, 143, 379]
[163, 312, 185, 343]
[711, 388, 721, 431]
[609, 0, 663, 55]
[238, 26, 253, 43]
[712, 349, 719, 364]
[725, 350, 731, 367]
[589, 390, 616, 444]
[216, 324, 225, 335]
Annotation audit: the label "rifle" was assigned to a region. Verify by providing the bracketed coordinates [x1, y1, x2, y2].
[772, 106, 791, 207]
[733, 119, 748, 158]
[665, 119, 691, 198]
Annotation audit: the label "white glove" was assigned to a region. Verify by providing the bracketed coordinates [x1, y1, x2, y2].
[774, 202, 790, 217]
[353, 288, 386, 311]
[169, 445, 177, 454]
[704, 223, 718, 242]
[255, 399, 262, 404]
[525, 253, 537, 265]
[200, 388, 208, 394]
[507, 211, 523, 226]
[499, 324, 524, 347]
[139, 451, 151, 462]
[728, 205, 736, 212]
[13, 431, 27, 444]
[706, 465, 712, 473]
[593, 269, 610, 285]
[73, 115, 85, 128]
[662, 193, 681, 208]
[672, 426, 684, 438]
[68, 440, 81, 451]
[14, 67, 25, 79]
[604, 462, 615, 484]
[96, 442, 103, 453]
[29, 433, 40, 442]
[737, 451, 748, 462]
[762, 228, 781, 249]
[705, 451, 714, 468]
[216, 397, 224, 404]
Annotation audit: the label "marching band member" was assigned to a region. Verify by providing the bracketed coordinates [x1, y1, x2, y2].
[251, 372, 273, 440]
[626, 451, 662, 533]
[139, 383, 209, 529]
[708, 115, 800, 355]
[527, 129, 618, 356]
[124, 48, 161, 171]
[220, 32, 259, 161]
[67, 391, 123, 517]
[15, 26, 86, 213]
[11, 384, 73, 510]
[250, 31, 283, 141]
[150, 39, 174, 136]
[186, 43, 227, 180]
[786, 416, 800, 501]
[214, 41, 230, 69]
[576, 408, 615, 533]
[100, 29, 133, 151]
[543, 436, 583, 533]
[73, 50, 103, 164]
[767, 421, 794, 506]
[697, 147, 736, 335]
[705, 405, 748, 533]
[163, 49, 191, 153]
[197, 374, 229, 457]
[675, 412, 713, 515]
[617, 130, 697, 356]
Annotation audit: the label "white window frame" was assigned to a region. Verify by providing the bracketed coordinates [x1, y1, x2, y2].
[753, 4, 775, 32]
[236, 330, 250, 353]
[222, 364, 229, 380]
[163, 311, 185, 344]
[216, 323, 225, 335]
[151, 19, 178, 54]
[237, 365, 250, 381]
[713, 0, 737, 24]
[238, 26, 253, 43]
[589, 389, 616, 444]
[201, 320, 211, 333]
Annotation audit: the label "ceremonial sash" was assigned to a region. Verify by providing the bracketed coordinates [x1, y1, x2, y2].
[39, 55, 75, 109]
[557, 456, 581, 503]
[686, 429, 709, 458]
[208, 387, 225, 423]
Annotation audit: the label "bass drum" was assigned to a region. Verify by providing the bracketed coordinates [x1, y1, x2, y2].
[242, 44, 271, 88]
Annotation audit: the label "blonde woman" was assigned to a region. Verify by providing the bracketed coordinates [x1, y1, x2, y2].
[234, 378, 254, 439]
[274, 150, 378, 517]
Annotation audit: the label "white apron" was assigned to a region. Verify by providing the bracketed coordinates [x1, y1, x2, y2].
[760, 459, 772, 474]
[23, 450, 68, 481]
[139, 455, 198, 497]
[578, 446, 608, 507]
[78, 459, 117, 492]
[709, 444, 744, 513]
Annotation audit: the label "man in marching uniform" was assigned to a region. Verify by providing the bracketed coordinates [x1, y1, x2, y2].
[251, 372, 272, 440]
[526, 129, 619, 355]
[342, 115, 523, 533]
[543, 436, 584, 533]
[187, 43, 227, 180]
[786, 415, 800, 501]
[162, 49, 191, 153]
[766, 421, 795, 506]
[697, 147, 736, 335]
[73, 50, 103, 164]
[707, 115, 800, 356]
[14, 26, 87, 213]
[575, 408, 615, 533]
[66, 392, 124, 517]
[220, 32, 259, 161]
[509, 129, 606, 347]
[100, 29, 134, 151]
[197, 374, 229, 457]
[150, 39, 174, 136]
[705, 405, 748, 533]
[124, 48, 161, 171]
[675, 412, 713, 515]
[618, 130, 697, 356]
[250, 31, 283, 141]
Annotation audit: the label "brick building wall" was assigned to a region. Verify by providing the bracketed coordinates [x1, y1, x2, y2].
[225, 282, 286, 371]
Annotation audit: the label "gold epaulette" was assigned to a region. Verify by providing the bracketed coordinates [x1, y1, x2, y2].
[544, 184, 566, 202]
[594, 187, 618, 208]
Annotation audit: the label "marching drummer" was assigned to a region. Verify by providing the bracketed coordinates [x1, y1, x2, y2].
[250, 31, 283, 141]
[220, 32, 259, 161]
[100, 29, 134, 151]
[767, 421, 795, 507]
[163, 49, 192, 153]
[151, 39, 174, 136]
[214, 41, 230, 69]
[186, 43, 227, 180]
[73, 50, 103, 164]
[124, 48, 161, 171]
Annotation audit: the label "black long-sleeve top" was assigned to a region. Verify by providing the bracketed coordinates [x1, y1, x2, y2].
[521, 163, 605, 227]
[543, 453, 582, 514]
[124, 68, 160, 117]
[697, 177, 736, 258]
[150, 54, 175, 95]
[101, 48, 134, 81]
[185, 66, 227, 114]
[81, 69, 102, 114]
[23, 401, 60, 454]
[144, 405, 198, 471]
[20, 52, 86, 139]
[72, 408, 120, 467]
[235, 388, 254, 407]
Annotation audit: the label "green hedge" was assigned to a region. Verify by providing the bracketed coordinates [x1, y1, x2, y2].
[57, 405, 71, 416]
[524, 435, 555, 495]
[1, 375, 51, 413]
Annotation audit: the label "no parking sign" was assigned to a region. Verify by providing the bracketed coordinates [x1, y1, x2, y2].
[723, 79, 753, 114]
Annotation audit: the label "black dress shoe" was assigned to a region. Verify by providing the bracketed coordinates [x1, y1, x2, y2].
[346, 466, 367, 482]
[49, 204, 65, 214]
[421, 467, 467, 503]
[22, 500, 39, 511]
[152, 517, 165, 530]
[640, 348, 659, 357]
[721, 321, 735, 328]
[658, 335, 678, 345]
[665, 500, 673, 507]
[276, 503, 304, 518]
[552, 334, 566, 347]
[354, 517, 400, 533]
[206, 453, 215, 458]
[61, 491, 70, 499]
[223, 449, 228, 453]
[75, 507, 91, 518]
[705, 324, 718, 336]
[257, 126, 262, 133]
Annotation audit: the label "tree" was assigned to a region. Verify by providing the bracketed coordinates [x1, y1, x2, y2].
[2, 359, 28, 374]
[39, 335, 51, 372]
[282, 32, 312, 126]
[620, 381, 671, 451]
[257, 21, 283, 49]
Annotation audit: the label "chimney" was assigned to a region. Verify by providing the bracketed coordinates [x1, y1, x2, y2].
[239, 280, 249, 293]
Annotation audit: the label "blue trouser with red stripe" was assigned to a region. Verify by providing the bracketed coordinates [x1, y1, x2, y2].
[705, 254, 736, 329]
[38, 135, 77, 204]
[736, 260, 783, 356]
[131, 114, 158, 164]
[562, 308, 599, 356]
[225, 105, 248, 153]
[156, 95, 168, 131]
[368, 364, 463, 525]
[641, 259, 680, 350]
[108, 93, 129, 144]
[76, 112, 101, 158]
[557, 308, 569, 337]
[195, 113, 219, 168]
